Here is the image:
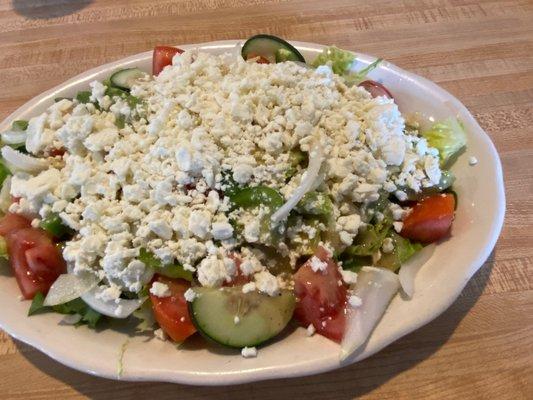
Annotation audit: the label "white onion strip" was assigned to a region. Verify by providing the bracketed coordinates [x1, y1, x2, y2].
[1, 130, 27, 145]
[340, 267, 400, 361]
[81, 286, 144, 319]
[0, 176, 12, 213]
[44, 272, 100, 307]
[1, 145, 47, 172]
[398, 244, 436, 298]
[271, 141, 324, 223]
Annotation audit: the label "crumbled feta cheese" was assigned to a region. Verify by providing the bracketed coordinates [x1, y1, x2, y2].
[348, 295, 363, 308]
[241, 346, 257, 358]
[382, 237, 394, 253]
[309, 256, 328, 273]
[393, 222, 404, 233]
[149, 282, 171, 298]
[469, 156, 478, 166]
[254, 270, 280, 296]
[234, 316, 240, 324]
[184, 288, 197, 302]
[306, 324, 316, 337]
[242, 282, 256, 293]
[340, 269, 358, 285]
[154, 328, 167, 341]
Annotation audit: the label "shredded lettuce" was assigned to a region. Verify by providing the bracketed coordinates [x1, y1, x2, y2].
[312, 46, 382, 84]
[28, 292, 103, 328]
[422, 118, 467, 168]
[312, 46, 355, 75]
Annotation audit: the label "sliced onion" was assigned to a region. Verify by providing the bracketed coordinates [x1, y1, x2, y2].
[1, 145, 46, 173]
[1, 130, 27, 145]
[398, 244, 436, 298]
[340, 267, 400, 361]
[44, 272, 100, 306]
[0, 176, 12, 213]
[81, 286, 144, 319]
[271, 141, 324, 223]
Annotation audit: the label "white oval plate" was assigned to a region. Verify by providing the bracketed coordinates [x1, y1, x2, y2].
[0, 40, 505, 385]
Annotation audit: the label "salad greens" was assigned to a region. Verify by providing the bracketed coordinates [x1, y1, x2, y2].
[40, 213, 73, 239]
[312, 46, 382, 84]
[28, 292, 103, 328]
[295, 191, 333, 217]
[422, 117, 467, 167]
[139, 248, 193, 281]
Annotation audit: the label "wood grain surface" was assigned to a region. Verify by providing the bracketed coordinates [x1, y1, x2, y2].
[0, 0, 532, 398]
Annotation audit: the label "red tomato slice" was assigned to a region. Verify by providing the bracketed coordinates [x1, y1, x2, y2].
[153, 45, 184, 76]
[358, 80, 393, 99]
[149, 275, 196, 342]
[401, 193, 455, 243]
[0, 213, 31, 236]
[293, 246, 347, 342]
[5, 227, 66, 299]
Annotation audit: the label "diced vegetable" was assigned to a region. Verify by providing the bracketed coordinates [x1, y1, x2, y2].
[190, 285, 295, 348]
[1, 146, 47, 172]
[401, 194, 455, 243]
[242, 34, 305, 64]
[150, 276, 196, 342]
[109, 68, 146, 91]
[294, 246, 347, 342]
[422, 118, 467, 168]
[295, 191, 333, 217]
[39, 213, 73, 239]
[153, 46, 184, 76]
[139, 248, 192, 281]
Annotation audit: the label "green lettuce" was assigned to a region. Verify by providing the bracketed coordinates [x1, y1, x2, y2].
[312, 46, 355, 75]
[312, 46, 382, 84]
[422, 118, 467, 168]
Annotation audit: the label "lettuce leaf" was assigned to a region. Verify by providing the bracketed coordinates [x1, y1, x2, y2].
[312, 46, 382, 85]
[312, 46, 355, 75]
[422, 118, 467, 168]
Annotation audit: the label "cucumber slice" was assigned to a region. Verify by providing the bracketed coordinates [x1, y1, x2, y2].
[191, 286, 295, 348]
[109, 68, 146, 90]
[242, 34, 305, 63]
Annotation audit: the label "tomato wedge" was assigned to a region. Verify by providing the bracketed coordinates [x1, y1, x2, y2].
[153, 45, 184, 76]
[0, 213, 31, 236]
[149, 275, 196, 342]
[401, 193, 455, 243]
[5, 227, 66, 299]
[293, 246, 347, 342]
[358, 80, 393, 99]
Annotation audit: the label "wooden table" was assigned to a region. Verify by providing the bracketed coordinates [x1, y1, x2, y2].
[0, 0, 531, 398]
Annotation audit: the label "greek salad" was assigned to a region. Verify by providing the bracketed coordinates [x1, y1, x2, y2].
[0, 35, 467, 359]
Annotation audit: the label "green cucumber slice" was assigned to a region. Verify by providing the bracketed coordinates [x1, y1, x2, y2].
[242, 34, 305, 63]
[109, 68, 146, 90]
[191, 286, 295, 348]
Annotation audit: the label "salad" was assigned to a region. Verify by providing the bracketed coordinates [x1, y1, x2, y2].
[0, 35, 467, 359]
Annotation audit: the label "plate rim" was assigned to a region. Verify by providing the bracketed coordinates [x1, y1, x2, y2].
[0, 39, 505, 385]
